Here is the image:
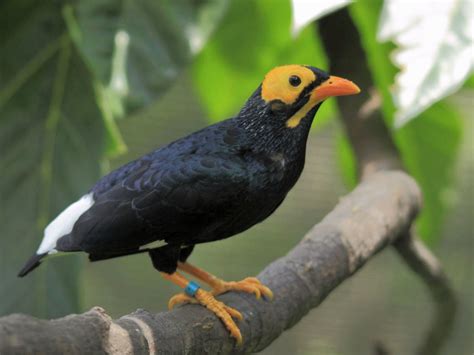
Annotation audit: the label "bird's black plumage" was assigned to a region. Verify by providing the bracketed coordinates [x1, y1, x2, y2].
[19, 65, 352, 276]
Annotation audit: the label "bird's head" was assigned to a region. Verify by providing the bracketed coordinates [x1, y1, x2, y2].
[239, 65, 360, 130]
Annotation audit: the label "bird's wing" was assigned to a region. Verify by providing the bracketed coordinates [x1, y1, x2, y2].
[68, 154, 251, 253]
[90, 156, 151, 196]
[134, 155, 250, 213]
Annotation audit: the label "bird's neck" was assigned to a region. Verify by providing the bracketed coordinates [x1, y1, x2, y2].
[235, 93, 319, 163]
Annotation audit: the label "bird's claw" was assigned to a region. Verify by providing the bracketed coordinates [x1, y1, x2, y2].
[168, 293, 198, 309]
[195, 289, 243, 344]
[168, 289, 243, 345]
[212, 277, 274, 300]
[167, 276, 272, 346]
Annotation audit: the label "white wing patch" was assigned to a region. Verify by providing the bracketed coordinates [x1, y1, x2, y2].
[37, 193, 94, 254]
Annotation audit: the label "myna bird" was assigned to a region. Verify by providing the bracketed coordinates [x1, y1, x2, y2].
[18, 65, 360, 344]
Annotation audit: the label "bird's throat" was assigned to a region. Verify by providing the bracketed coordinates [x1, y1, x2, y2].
[286, 99, 319, 128]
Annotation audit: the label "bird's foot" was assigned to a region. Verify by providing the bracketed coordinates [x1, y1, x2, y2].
[168, 289, 243, 345]
[168, 292, 198, 308]
[176, 262, 273, 300]
[211, 277, 274, 300]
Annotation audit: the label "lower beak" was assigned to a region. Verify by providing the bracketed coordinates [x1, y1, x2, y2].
[311, 75, 361, 102]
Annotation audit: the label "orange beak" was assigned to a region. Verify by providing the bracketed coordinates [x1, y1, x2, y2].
[311, 75, 361, 102]
[286, 75, 360, 128]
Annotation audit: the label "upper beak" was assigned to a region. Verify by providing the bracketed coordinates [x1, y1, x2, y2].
[310, 75, 361, 102]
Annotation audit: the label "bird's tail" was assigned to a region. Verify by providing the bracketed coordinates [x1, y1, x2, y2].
[18, 253, 47, 277]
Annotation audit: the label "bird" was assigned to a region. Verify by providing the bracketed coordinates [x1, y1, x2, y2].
[18, 65, 360, 345]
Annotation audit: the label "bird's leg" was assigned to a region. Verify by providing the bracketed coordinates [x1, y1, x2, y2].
[161, 271, 244, 344]
[177, 262, 273, 300]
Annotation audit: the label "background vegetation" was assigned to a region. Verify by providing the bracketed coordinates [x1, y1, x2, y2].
[1, 0, 472, 353]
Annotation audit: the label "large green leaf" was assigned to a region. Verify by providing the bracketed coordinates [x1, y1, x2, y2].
[191, 0, 336, 127]
[338, 1, 463, 243]
[65, 0, 229, 118]
[0, 2, 105, 317]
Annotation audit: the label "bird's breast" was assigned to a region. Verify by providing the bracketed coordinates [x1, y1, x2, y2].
[256, 150, 304, 191]
[269, 153, 287, 169]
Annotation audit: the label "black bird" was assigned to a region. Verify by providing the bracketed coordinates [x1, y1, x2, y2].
[19, 65, 360, 344]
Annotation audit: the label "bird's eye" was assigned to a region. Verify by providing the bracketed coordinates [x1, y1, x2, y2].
[289, 75, 301, 87]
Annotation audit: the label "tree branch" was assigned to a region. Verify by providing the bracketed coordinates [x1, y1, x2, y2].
[318, 8, 457, 354]
[0, 171, 421, 354]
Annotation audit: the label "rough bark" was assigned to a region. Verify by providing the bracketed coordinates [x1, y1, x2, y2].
[0, 171, 421, 354]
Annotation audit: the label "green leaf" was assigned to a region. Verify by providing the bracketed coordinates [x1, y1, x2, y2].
[396, 102, 462, 243]
[336, 133, 357, 188]
[64, 0, 229, 117]
[192, 0, 336, 128]
[464, 74, 474, 89]
[0, 2, 105, 317]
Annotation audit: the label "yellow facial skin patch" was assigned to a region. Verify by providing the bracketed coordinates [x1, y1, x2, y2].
[261, 65, 316, 105]
[286, 100, 318, 128]
[261, 65, 361, 129]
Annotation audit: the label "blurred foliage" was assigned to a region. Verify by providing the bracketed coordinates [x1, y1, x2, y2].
[336, 133, 357, 187]
[464, 74, 474, 88]
[396, 102, 462, 240]
[0, 0, 227, 317]
[0, 0, 468, 322]
[0, 2, 104, 317]
[65, 0, 228, 119]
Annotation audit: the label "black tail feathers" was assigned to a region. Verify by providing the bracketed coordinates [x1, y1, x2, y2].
[18, 253, 47, 277]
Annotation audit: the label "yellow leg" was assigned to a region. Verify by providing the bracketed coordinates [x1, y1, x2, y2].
[177, 262, 273, 299]
[162, 271, 244, 345]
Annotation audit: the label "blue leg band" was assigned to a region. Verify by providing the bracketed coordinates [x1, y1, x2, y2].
[184, 281, 201, 297]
